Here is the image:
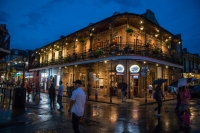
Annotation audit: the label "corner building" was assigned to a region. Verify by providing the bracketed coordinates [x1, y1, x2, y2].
[29, 10, 183, 101]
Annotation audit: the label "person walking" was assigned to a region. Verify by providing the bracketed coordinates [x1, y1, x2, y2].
[48, 83, 56, 110]
[179, 86, 191, 128]
[26, 83, 32, 99]
[68, 80, 86, 133]
[149, 84, 153, 98]
[57, 81, 64, 111]
[153, 84, 164, 117]
[34, 82, 41, 101]
[121, 83, 127, 102]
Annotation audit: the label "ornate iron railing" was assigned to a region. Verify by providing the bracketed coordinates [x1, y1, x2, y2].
[30, 43, 182, 69]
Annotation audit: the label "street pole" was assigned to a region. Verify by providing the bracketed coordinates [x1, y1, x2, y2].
[22, 62, 25, 88]
[110, 60, 112, 103]
[145, 76, 147, 103]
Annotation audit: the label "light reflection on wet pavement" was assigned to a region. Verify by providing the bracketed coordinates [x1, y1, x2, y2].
[0, 93, 200, 133]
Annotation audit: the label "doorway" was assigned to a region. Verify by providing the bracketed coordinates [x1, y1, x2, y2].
[110, 74, 123, 98]
[130, 75, 139, 98]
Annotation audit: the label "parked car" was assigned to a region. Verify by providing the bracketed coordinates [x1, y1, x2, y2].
[190, 85, 200, 98]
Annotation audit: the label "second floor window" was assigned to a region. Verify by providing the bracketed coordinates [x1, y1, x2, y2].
[52, 53, 55, 59]
[59, 51, 62, 57]
[46, 55, 48, 61]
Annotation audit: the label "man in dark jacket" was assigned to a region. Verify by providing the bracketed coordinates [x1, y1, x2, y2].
[154, 84, 164, 117]
[49, 83, 56, 110]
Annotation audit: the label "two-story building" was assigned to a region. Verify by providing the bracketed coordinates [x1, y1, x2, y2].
[29, 10, 183, 101]
[0, 49, 31, 85]
[182, 48, 200, 83]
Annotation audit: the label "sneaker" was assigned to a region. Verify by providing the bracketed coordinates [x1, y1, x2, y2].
[157, 114, 161, 117]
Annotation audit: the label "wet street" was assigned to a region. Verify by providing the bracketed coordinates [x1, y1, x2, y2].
[0, 93, 200, 133]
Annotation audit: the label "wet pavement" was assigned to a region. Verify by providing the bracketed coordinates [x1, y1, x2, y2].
[0, 93, 200, 133]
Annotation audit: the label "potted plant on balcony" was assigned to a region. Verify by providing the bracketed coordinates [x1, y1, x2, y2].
[165, 41, 171, 46]
[152, 49, 159, 55]
[166, 55, 171, 60]
[55, 47, 60, 51]
[79, 38, 86, 44]
[44, 61, 48, 66]
[95, 48, 104, 57]
[171, 49, 176, 55]
[63, 57, 68, 63]
[126, 27, 134, 36]
[34, 58, 38, 62]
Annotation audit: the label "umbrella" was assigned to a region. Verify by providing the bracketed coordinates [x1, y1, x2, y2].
[152, 79, 167, 85]
[187, 78, 198, 82]
[169, 78, 198, 87]
[118, 82, 127, 88]
[177, 78, 188, 87]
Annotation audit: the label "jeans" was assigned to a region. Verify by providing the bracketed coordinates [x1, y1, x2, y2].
[155, 98, 162, 114]
[57, 95, 63, 109]
[50, 98, 55, 109]
[72, 113, 81, 133]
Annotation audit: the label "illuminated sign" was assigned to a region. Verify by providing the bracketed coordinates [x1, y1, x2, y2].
[130, 65, 140, 73]
[116, 64, 124, 73]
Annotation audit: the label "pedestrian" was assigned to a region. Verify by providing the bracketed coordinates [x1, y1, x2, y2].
[26, 83, 32, 99]
[57, 81, 64, 111]
[179, 86, 191, 128]
[153, 84, 164, 117]
[121, 83, 127, 102]
[175, 87, 181, 111]
[48, 83, 56, 110]
[34, 82, 41, 101]
[149, 84, 153, 98]
[32, 81, 35, 95]
[68, 80, 86, 133]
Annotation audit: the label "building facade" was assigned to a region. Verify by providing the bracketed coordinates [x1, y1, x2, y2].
[182, 48, 200, 82]
[29, 10, 183, 101]
[0, 49, 31, 86]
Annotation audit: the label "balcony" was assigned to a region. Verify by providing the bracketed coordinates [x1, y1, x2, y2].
[30, 43, 182, 69]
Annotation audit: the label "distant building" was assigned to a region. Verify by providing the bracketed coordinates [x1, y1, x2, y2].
[182, 48, 200, 80]
[29, 9, 183, 100]
[0, 49, 32, 84]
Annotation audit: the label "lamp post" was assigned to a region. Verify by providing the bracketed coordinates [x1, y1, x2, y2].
[141, 61, 148, 104]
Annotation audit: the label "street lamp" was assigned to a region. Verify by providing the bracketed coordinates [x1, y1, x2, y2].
[22, 57, 27, 88]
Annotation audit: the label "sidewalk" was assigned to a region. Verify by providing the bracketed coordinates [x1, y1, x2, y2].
[40, 89, 176, 105]
[0, 92, 175, 129]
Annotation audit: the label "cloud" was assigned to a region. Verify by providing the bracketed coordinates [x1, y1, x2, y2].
[99, 0, 141, 8]
[19, 12, 48, 29]
[25, 12, 47, 26]
[0, 10, 10, 22]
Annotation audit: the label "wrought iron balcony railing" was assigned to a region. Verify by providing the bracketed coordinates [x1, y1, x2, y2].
[30, 43, 182, 69]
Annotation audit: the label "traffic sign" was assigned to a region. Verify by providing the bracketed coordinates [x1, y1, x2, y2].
[141, 72, 146, 77]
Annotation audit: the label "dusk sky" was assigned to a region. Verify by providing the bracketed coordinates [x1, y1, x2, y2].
[0, 0, 200, 54]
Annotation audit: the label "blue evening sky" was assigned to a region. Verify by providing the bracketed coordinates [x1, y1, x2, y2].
[0, 0, 200, 54]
